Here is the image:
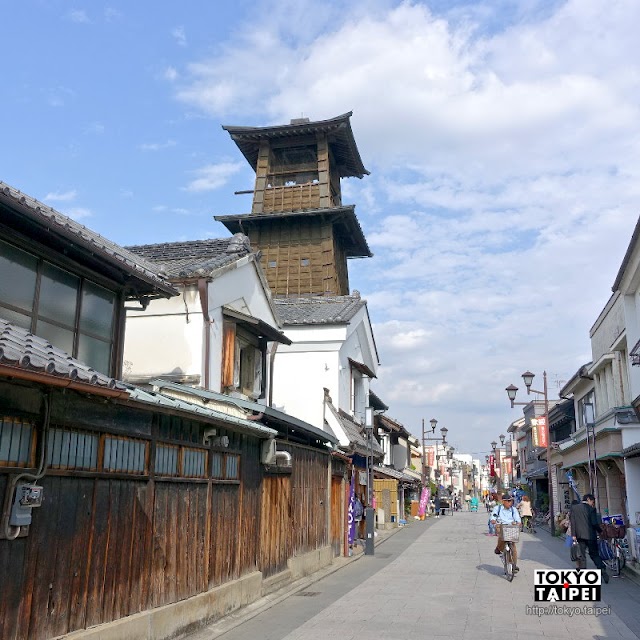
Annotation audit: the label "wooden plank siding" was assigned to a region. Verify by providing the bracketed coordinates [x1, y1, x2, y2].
[0, 386, 336, 640]
[330, 477, 344, 556]
[247, 217, 348, 297]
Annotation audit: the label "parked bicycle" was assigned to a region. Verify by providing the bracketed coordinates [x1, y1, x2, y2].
[498, 524, 520, 581]
[521, 515, 536, 534]
[600, 536, 627, 577]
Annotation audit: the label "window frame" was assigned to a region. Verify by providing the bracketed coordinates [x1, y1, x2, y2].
[0, 238, 118, 375]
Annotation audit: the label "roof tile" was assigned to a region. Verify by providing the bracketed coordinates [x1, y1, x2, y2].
[274, 294, 365, 325]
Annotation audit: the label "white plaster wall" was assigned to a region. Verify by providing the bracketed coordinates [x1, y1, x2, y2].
[591, 293, 625, 361]
[271, 349, 340, 428]
[124, 286, 203, 379]
[124, 258, 279, 393]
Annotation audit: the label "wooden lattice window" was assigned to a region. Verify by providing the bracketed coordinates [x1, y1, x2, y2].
[103, 435, 148, 474]
[155, 443, 207, 479]
[47, 428, 98, 470]
[0, 417, 35, 467]
[211, 452, 240, 481]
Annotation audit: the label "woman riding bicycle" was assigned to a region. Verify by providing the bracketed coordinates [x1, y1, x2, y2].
[518, 495, 533, 531]
[491, 494, 522, 572]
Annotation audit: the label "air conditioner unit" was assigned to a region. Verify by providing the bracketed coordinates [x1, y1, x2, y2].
[261, 439, 277, 465]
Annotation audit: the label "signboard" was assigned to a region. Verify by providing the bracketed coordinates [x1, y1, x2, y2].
[532, 418, 539, 447]
[504, 458, 512, 475]
[489, 454, 495, 477]
[538, 416, 548, 448]
[427, 449, 434, 466]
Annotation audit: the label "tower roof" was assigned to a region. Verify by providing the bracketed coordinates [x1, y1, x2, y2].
[214, 205, 372, 259]
[222, 112, 369, 179]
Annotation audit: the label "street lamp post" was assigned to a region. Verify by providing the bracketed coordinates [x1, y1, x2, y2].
[506, 370, 555, 536]
[364, 406, 375, 555]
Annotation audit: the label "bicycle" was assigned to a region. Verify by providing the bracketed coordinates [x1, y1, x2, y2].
[601, 537, 627, 577]
[522, 515, 536, 534]
[498, 524, 521, 582]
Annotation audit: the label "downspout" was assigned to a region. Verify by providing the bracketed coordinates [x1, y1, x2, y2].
[197, 279, 211, 390]
[268, 341, 279, 407]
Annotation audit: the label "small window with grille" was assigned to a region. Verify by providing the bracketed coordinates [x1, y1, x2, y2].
[211, 452, 240, 481]
[0, 417, 35, 467]
[47, 428, 98, 470]
[103, 435, 148, 474]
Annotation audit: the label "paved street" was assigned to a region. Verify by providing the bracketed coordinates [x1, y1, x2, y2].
[185, 512, 640, 640]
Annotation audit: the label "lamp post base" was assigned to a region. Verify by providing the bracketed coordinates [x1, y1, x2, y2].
[364, 507, 375, 555]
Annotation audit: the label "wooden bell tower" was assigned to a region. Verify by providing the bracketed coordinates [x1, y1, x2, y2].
[215, 112, 372, 297]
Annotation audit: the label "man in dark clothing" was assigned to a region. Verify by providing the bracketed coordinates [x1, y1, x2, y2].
[569, 493, 609, 583]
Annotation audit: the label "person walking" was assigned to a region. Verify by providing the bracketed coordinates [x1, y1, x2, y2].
[517, 495, 533, 530]
[434, 494, 441, 518]
[569, 493, 609, 583]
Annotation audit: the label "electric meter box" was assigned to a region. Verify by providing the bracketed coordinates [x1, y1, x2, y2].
[9, 484, 44, 527]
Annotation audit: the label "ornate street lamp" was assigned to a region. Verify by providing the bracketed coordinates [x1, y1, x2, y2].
[505, 370, 555, 536]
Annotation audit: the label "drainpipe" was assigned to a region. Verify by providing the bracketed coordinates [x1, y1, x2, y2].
[197, 279, 211, 389]
[268, 342, 279, 407]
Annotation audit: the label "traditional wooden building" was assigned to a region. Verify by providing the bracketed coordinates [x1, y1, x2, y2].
[215, 112, 372, 297]
[0, 181, 343, 640]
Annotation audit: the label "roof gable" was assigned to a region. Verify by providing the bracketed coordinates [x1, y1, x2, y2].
[126, 234, 253, 279]
[274, 294, 365, 325]
[0, 181, 176, 298]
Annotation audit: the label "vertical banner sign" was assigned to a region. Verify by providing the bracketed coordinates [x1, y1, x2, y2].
[505, 458, 512, 476]
[427, 449, 434, 467]
[348, 472, 356, 545]
[489, 454, 495, 477]
[532, 418, 540, 447]
[418, 486, 429, 517]
[538, 416, 548, 448]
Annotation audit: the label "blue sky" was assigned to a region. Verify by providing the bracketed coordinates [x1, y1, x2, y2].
[3, 0, 640, 457]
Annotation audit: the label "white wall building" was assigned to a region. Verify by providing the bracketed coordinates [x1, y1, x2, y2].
[271, 294, 380, 435]
[123, 235, 290, 400]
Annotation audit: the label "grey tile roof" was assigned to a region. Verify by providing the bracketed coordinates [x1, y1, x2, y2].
[0, 181, 177, 298]
[274, 294, 366, 325]
[0, 318, 125, 389]
[127, 386, 277, 438]
[150, 380, 336, 445]
[326, 403, 383, 458]
[126, 234, 253, 279]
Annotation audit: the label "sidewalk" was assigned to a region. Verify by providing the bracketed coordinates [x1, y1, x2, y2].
[183, 512, 640, 640]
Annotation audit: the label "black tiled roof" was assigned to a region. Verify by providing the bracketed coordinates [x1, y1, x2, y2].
[0, 318, 125, 389]
[274, 294, 366, 325]
[126, 234, 252, 279]
[0, 181, 177, 298]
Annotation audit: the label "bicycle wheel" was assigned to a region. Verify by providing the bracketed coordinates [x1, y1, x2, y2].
[618, 545, 626, 571]
[503, 544, 514, 582]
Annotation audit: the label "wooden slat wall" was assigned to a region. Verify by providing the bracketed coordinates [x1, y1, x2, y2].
[250, 218, 346, 296]
[290, 444, 328, 554]
[259, 476, 291, 577]
[0, 404, 336, 640]
[330, 477, 344, 556]
[0, 439, 265, 640]
[261, 184, 320, 213]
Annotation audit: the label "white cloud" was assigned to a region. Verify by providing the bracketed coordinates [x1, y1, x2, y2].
[165, 66, 179, 82]
[104, 7, 122, 22]
[183, 162, 243, 192]
[172, 26, 187, 47]
[172, 0, 640, 453]
[138, 140, 177, 152]
[68, 9, 90, 24]
[65, 207, 92, 220]
[44, 190, 77, 203]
